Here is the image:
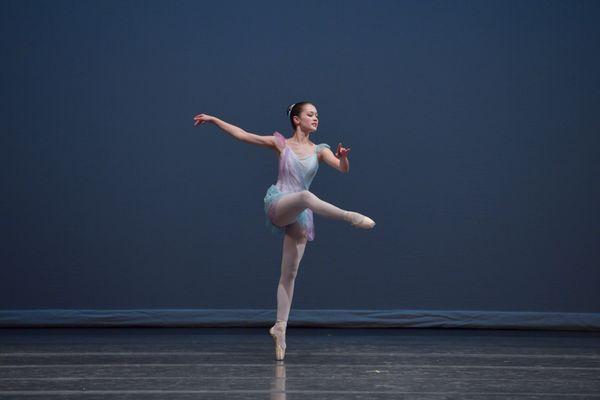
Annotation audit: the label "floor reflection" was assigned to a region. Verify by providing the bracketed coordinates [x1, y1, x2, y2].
[270, 361, 286, 399]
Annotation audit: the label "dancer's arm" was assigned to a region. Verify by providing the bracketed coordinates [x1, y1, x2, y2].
[193, 113, 276, 150]
[320, 144, 350, 173]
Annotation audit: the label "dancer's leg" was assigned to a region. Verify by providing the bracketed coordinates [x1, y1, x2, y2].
[271, 190, 346, 227]
[271, 190, 375, 229]
[271, 223, 307, 351]
[276, 224, 308, 323]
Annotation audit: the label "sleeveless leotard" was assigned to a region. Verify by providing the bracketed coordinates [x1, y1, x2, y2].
[264, 131, 331, 241]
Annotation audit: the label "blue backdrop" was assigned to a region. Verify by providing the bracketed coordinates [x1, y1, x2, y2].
[1, 0, 599, 329]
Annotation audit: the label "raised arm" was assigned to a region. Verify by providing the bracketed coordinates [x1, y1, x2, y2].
[319, 143, 350, 173]
[193, 113, 276, 150]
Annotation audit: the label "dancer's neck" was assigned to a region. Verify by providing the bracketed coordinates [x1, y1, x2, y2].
[290, 129, 310, 144]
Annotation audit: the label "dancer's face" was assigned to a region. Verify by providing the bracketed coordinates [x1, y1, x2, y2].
[294, 104, 319, 133]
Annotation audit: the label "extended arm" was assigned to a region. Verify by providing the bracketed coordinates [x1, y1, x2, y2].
[193, 113, 276, 150]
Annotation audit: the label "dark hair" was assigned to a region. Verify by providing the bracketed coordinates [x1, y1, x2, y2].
[286, 101, 313, 130]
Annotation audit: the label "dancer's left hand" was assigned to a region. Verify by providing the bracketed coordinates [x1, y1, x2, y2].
[335, 143, 351, 158]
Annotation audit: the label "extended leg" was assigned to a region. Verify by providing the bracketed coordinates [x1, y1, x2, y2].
[271, 190, 375, 229]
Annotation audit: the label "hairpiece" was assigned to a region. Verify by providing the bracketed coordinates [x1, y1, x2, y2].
[287, 103, 296, 117]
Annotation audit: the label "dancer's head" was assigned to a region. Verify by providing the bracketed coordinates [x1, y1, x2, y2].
[287, 102, 318, 133]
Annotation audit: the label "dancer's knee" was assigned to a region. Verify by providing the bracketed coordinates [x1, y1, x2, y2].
[281, 266, 299, 282]
[299, 190, 316, 204]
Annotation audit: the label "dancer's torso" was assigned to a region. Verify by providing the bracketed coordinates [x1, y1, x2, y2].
[275, 138, 320, 193]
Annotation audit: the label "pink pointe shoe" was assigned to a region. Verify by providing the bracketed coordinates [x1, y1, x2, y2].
[269, 320, 287, 361]
[344, 211, 376, 229]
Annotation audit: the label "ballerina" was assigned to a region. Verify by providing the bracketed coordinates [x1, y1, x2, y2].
[193, 101, 375, 360]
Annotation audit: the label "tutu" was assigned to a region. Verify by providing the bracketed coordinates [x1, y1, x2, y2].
[263, 131, 330, 241]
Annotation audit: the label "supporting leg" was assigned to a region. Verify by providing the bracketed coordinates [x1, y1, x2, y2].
[270, 223, 307, 360]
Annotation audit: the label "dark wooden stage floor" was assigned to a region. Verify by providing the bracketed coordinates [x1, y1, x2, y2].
[1, 327, 599, 399]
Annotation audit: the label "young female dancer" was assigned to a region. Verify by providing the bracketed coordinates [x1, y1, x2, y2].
[193, 102, 375, 360]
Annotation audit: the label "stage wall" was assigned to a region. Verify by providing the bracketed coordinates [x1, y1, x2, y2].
[2, 0, 599, 329]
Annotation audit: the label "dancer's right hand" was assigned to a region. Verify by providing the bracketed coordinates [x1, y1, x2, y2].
[193, 113, 214, 126]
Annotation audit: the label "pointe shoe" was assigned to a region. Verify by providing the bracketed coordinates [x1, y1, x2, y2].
[344, 211, 376, 229]
[269, 320, 287, 361]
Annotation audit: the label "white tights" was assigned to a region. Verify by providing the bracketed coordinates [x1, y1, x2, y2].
[270, 190, 351, 346]
[271, 190, 349, 228]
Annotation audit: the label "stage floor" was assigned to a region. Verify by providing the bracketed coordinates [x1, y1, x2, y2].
[1, 327, 599, 399]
